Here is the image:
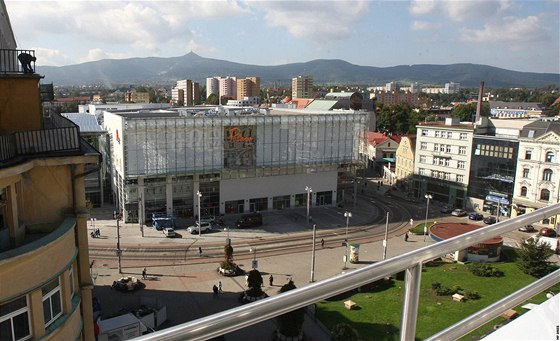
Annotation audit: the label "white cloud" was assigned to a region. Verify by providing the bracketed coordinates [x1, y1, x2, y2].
[79, 48, 130, 64]
[461, 15, 550, 43]
[31, 47, 72, 66]
[257, 1, 370, 44]
[409, 0, 517, 22]
[409, 0, 437, 15]
[411, 20, 441, 31]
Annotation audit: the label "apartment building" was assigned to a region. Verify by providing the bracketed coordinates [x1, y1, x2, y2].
[237, 77, 260, 101]
[219, 76, 237, 101]
[512, 121, 560, 228]
[413, 118, 474, 208]
[206, 77, 219, 98]
[171, 79, 200, 106]
[124, 91, 149, 103]
[489, 101, 553, 119]
[395, 136, 416, 191]
[291, 75, 313, 98]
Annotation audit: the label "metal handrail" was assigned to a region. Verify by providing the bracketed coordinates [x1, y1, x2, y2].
[135, 204, 560, 341]
[0, 49, 35, 74]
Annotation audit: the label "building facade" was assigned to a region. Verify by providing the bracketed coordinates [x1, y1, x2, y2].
[206, 77, 219, 99]
[291, 76, 313, 99]
[237, 77, 260, 101]
[0, 53, 99, 341]
[102, 108, 367, 223]
[512, 121, 560, 228]
[413, 118, 474, 208]
[395, 136, 416, 191]
[124, 91, 149, 103]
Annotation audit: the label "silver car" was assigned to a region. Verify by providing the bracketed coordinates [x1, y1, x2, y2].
[186, 222, 212, 234]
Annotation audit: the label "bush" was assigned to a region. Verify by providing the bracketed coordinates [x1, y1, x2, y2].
[468, 263, 504, 277]
[431, 281, 441, 290]
[435, 286, 454, 296]
[466, 290, 481, 300]
[451, 285, 463, 294]
[331, 323, 360, 341]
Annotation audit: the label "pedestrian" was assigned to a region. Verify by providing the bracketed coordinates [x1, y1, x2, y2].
[96, 228, 100, 237]
[269, 274, 273, 286]
[113, 210, 117, 219]
[404, 232, 409, 242]
[18, 53, 36, 74]
[321, 238, 325, 248]
[142, 267, 147, 279]
[213, 284, 218, 297]
[218, 281, 223, 293]
[198, 246, 203, 257]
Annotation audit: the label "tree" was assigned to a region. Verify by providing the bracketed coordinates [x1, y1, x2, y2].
[206, 93, 219, 105]
[376, 103, 413, 135]
[275, 280, 305, 341]
[331, 323, 360, 341]
[240, 269, 267, 303]
[451, 102, 490, 122]
[516, 237, 556, 277]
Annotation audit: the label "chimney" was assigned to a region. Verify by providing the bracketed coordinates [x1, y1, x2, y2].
[475, 81, 484, 122]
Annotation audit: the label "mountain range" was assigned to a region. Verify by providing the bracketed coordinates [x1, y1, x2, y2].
[37, 52, 559, 89]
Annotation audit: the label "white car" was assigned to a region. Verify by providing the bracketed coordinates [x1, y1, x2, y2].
[186, 222, 212, 234]
[451, 209, 467, 217]
[163, 227, 176, 238]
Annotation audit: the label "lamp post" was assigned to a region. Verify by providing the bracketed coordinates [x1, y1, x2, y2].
[250, 247, 257, 269]
[197, 191, 202, 237]
[344, 211, 352, 269]
[424, 194, 433, 242]
[305, 186, 312, 223]
[116, 215, 122, 274]
[224, 227, 230, 245]
[382, 211, 389, 260]
[310, 224, 316, 282]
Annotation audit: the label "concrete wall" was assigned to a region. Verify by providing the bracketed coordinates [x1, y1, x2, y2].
[0, 77, 42, 134]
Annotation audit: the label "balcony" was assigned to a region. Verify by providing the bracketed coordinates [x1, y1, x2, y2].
[135, 204, 560, 341]
[0, 49, 36, 74]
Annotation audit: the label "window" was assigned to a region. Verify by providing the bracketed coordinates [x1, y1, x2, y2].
[0, 296, 31, 341]
[540, 189, 550, 201]
[445, 159, 450, 167]
[522, 168, 530, 178]
[435, 131, 441, 138]
[460, 133, 467, 140]
[421, 129, 428, 136]
[439, 144, 445, 152]
[420, 142, 427, 150]
[419, 168, 427, 176]
[457, 175, 464, 183]
[457, 161, 465, 169]
[433, 143, 439, 151]
[545, 151, 555, 163]
[419, 155, 426, 163]
[543, 169, 553, 181]
[459, 146, 467, 155]
[445, 132, 452, 139]
[42, 278, 62, 327]
[439, 158, 445, 166]
[444, 173, 450, 180]
[446, 145, 451, 153]
[525, 150, 532, 160]
[520, 186, 528, 197]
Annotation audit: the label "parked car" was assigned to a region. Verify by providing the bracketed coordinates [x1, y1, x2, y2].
[483, 216, 496, 224]
[451, 209, 467, 217]
[236, 213, 263, 228]
[468, 212, 483, 220]
[440, 206, 453, 214]
[200, 215, 216, 224]
[518, 225, 536, 233]
[163, 227, 176, 238]
[538, 227, 558, 238]
[186, 222, 212, 234]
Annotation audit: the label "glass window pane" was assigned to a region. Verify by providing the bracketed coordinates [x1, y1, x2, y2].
[13, 311, 30, 340]
[43, 299, 52, 323]
[52, 292, 61, 316]
[0, 320, 13, 341]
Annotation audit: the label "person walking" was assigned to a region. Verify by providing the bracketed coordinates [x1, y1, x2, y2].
[404, 232, 409, 242]
[213, 284, 219, 297]
[269, 274, 274, 286]
[198, 246, 203, 257]
[218, 281, 223, 293]
[321, 238, 325, 248]
[142, 267, 147, 279]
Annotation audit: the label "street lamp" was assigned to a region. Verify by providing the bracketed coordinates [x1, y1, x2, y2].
[424, 194, 433, 242]
[310, 224, 316, 282]
[344, 211, 352, 269]
[224, 227, 230, 245]
[197, 191, 202, 237]
[305, 186, 312, 223]
[250, 247, 257, 269]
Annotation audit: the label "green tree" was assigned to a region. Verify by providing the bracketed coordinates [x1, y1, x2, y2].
[275, 281, 305, 340]
[331, 323, 360, 341]
[376, 103, 413, 135]
[516, 237, 556, 277]
[206, 93, 219, 105]
[451, 102, 490, 122]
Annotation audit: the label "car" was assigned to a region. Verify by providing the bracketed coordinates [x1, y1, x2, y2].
[518, 225, 536, 233]
[440, 206, 454, 214]
[186, 221, 212, 234]
[538, 227, 558, 238]
[468, 212, 483, 220]
[236, 213, 263, 228]
[451, 209, 467, 217]
[200, 215, 216, 224]
[163, 227, 176, 238]
[483, 216, 496, 224]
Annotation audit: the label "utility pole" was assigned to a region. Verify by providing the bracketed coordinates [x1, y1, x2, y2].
[310, 224, 316, 282]
[117, 215, 122, 274]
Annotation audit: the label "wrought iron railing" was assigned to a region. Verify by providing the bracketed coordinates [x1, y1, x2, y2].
[134, 204, 560, 341]
[0, 49, 35, 74]
[0, 114, 81, 163]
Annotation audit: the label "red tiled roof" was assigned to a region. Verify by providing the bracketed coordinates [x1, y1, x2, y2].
[430, 222, 503, 245]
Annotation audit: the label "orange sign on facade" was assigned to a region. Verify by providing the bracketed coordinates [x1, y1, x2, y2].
[227, 127, 254, 142]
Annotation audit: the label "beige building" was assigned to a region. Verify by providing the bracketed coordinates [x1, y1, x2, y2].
[395, 136, 416, 190]
[291, 75, 313, 99]
[237, 77, 260, 100]
[124, 91, 149, 103]
[0, 8, 99, 340]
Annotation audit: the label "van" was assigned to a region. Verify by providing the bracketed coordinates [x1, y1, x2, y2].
[236, 213, 263, 228]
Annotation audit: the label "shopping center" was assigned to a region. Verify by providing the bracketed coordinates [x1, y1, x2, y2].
[103, 107, 369, 223]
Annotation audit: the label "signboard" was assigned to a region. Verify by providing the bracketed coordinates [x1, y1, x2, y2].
[224, 125, 256, 168]
[485, 195, 509, 205]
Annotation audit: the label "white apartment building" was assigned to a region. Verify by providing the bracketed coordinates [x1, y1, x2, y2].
[512, 121, 560, 229]
[414, 117, 475, 208]
[444, 82, 460, 94]
[206, 77, 219, 99]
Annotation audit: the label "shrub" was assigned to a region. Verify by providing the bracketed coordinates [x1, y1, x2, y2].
[468, 263, 504, 277]
[435, 286, 454, 296]
[331, 323, 360, 341]
[466, 290, 481, 300]
[452, 285, 463, 294]
[431, 281, 441, 290]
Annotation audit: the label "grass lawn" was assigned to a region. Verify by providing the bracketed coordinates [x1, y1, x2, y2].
[316, 252, 558, 340]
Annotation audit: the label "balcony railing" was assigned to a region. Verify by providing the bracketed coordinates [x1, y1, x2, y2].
[0, 114, 81, 163]
[0, 49, 35, 74]
[135, 204, 560, 341]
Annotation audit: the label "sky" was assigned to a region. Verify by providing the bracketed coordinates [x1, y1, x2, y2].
[5, 0, 560, 74]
